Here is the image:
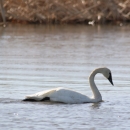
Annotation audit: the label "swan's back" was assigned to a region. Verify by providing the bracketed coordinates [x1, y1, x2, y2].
[24, 87, 90, 103]
[50, 87, 90, 103]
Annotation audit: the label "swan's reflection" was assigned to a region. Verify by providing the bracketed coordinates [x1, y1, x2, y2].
[91, 102, 102, 109]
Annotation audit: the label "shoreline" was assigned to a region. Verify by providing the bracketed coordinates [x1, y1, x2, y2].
[1, 0, 130, 25]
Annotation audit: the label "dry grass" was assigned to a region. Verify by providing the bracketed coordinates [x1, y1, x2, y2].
[2, 0, 130, 24]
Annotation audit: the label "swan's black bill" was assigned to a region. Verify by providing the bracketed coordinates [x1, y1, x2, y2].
[108, 72, 114, 85]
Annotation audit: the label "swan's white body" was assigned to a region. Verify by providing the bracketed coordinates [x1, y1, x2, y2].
[23, 67, 113, 104]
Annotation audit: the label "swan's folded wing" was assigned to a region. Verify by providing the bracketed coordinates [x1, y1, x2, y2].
[23, 87, 91, 103]
[49, 88, 90, 103]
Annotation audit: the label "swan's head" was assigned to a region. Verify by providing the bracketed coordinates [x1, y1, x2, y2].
[102, 68, 114, 86]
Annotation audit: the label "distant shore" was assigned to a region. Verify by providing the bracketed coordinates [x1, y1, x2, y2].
[1, 0, 130, 24]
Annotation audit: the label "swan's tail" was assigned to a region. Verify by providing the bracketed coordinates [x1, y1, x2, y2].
[22, 88, 56, 102]
[22, 98, 36, 102]
[22, 93, 43, 101]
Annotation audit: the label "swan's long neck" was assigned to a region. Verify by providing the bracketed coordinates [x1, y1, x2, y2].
[89, 69, 102, 101]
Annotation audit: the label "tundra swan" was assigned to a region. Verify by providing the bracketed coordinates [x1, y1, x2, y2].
[23, 67, 114, 104]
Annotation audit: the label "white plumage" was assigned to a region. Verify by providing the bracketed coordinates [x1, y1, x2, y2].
[23, 67, 114, 104]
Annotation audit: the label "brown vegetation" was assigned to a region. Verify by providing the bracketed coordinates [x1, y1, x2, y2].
[2, 0, 130, 24]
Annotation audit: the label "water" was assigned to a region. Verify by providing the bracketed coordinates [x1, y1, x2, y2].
[0, 24, 130, 130]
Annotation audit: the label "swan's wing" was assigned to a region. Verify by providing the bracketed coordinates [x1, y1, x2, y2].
[49, 87, 90, 103]
[23, 87, 90, 103]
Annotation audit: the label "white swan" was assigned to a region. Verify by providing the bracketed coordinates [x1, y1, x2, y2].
[23, 67, 114, 104]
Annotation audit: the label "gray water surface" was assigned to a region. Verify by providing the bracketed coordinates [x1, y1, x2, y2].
[0, 24, 130, 130]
